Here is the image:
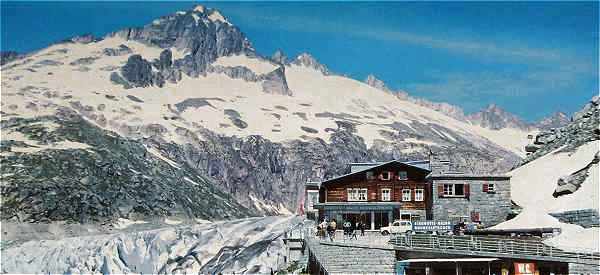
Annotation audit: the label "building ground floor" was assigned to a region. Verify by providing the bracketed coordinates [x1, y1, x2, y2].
[396, 251, 570, 275]
[314, 202, 427, 230]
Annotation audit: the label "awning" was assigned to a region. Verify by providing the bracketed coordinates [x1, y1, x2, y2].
[399, 258, 499, 263]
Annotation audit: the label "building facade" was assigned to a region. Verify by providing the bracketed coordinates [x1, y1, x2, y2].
[314, 161, 432, 230]
[428, 173, 512, 226]
[305, 156, 512, 229]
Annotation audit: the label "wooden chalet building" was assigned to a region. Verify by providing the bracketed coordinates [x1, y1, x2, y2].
[310, 160, 432, 230]
[304, 157, 512, 230]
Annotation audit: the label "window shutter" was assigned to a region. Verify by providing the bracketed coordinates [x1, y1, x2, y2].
[437, 184, 444, 197]
[483, 183, 488, 193]
[464, 184, 470, 199]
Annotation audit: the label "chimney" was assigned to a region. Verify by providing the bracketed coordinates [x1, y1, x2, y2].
[429, 150, 451, 174]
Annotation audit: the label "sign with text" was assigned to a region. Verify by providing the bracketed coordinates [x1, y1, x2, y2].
[514, 262, 536, 275]
[412, 220, 452, 232]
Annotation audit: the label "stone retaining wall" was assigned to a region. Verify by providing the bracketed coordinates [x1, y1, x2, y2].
[549, 209, 599, 228]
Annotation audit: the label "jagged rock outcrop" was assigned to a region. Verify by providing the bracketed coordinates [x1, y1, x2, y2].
[536, 111, 570, 131]
[66, 34, 97, 44]
[365, 74, 390, 92]
[261, 66, 292, 95]
[0, 110, 252, 223]
[523, 96, 600, 164]
[112, 53, 181, 88]
[1, 51, 24, 66]
[111, 5, 252, 78]
[103, 44, 132, 56]
[292, 53, 329, 75]
[554, 152, 599, 197]
[120, 54, 155, 87]
[271, 50, 287, 65]
[468, 104, 533, 130]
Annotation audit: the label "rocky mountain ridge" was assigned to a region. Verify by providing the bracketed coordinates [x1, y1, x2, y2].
[519, 96, 599, 199]
[362, 74, 544, 131]
[467, 103, 534, 131]
[1, 4, 540, 221]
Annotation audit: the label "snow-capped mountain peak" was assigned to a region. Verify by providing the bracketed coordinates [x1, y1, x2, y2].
[467, 103, 533, 131]
[1, 4, 533, 220]
[292, 53, 329, 75]
[365, 74, 390, 92]
[535, 111, 570, 131]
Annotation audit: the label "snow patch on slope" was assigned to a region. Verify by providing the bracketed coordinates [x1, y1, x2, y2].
[494, 141, 599, 252]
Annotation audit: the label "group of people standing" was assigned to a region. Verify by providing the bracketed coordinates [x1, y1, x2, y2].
[316, 218, 367, 241]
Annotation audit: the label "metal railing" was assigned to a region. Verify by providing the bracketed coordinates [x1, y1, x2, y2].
[389, 234, 600, 265]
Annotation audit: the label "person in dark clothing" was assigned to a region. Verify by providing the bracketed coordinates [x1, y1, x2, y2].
[359, 222, 365, 236]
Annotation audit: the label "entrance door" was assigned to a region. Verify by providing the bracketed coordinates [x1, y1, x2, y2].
[374, 211, 390, 229]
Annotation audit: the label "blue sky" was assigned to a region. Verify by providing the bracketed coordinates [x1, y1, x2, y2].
[1, 2, 598, 121]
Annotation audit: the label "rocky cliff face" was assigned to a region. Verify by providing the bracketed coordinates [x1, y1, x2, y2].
[0, 110, 252, 223]
[524, 96, 599, 165]
[520, 96, 599, 198]
[292, 53, 329, 75]
[535, 111, 570, 131]
[110, 5, 252, 80]
[467, 104, 533, 131]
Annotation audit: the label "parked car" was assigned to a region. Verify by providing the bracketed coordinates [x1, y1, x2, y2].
[380, 220, 412, 235]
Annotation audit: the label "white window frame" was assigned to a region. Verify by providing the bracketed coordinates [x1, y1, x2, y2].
[487, 183, 495, 192]
[402, 189, 411, 202]
[442, 184, 465, 197]
[381, 171, 392, 181]
[398, 171, 408, 180]
[381, 188, 391, 201]
[415, 189, 424, 201]
[348, 188, 368, 201]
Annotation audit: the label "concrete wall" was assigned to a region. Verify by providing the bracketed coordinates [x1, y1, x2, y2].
[431, 178, 511, 227]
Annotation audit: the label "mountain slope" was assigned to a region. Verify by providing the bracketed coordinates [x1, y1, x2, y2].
[495, 97, 599, 252]
[0, 109, 253, 223]
[0, 5, 531, 217]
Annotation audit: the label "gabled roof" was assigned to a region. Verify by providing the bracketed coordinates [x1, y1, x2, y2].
[321, 160, 431, 186]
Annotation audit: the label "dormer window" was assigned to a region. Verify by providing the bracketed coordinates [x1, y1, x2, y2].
[381, 171, 392, 181]
[398, 171, 408, 180]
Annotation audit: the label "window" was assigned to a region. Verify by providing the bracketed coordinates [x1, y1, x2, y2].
[483, 183, 495, 193]
[381, 188, 391, 201]
[415, 189, 424, 201]
[398, 171, 408, 180]
[400, 213, 411, 221]
[381, 171, 392, 181]
[442, 184, 466, 197]
[348, 188, 368, 201]
[402, 189, 411, 201]
[366, 171, 375, 180]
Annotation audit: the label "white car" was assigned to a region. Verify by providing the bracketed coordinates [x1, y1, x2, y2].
[380, 220, 413, 235]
